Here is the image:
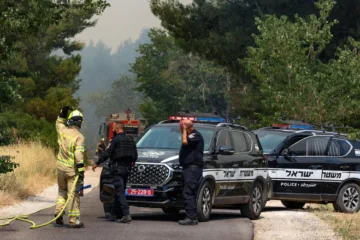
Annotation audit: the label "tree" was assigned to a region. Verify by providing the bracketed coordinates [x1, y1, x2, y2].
[0, 0, 60, 109]
[131, 28, 229, 124]
[0, 0, 109, 113]
[151, 0, 360, 72]
[244, 0, 360, 127]
[150, 0, 360, 122]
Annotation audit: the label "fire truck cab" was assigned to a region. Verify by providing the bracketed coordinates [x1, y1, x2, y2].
[99, 112, 147, 144]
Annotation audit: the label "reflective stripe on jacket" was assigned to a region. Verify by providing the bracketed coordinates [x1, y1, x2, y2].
[56, 117, 85, 168]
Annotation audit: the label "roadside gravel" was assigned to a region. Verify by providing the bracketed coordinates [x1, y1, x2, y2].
[254, 201, 340, 240]
[0, 167, 101, 222]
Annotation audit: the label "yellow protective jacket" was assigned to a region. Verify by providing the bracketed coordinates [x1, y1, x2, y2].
[56, 117, 85, 170]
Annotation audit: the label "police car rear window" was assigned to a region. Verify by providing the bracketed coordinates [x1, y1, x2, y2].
[289, 136, 331, 156]
[328, 139, 351, 156]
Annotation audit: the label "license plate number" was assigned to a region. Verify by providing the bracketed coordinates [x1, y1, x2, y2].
[125, 188, 154, 197]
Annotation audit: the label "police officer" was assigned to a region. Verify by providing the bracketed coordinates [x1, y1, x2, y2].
[55, 106, 85, 228]
[178, 119, 204, 225]
[92, 121, 137, 223]
[96, 138, 106, 159]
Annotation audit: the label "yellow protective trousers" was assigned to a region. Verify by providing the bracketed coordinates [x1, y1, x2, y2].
[55, 167, 80, 224]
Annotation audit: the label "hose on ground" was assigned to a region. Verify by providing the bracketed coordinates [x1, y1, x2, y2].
[0, 176, 81, 229]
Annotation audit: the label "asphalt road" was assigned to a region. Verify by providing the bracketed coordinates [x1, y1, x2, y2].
[0, 187, 253, 240]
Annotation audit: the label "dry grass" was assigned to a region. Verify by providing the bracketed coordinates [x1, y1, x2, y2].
[0, 142, 57, 208]
[307, 204, 360, 240]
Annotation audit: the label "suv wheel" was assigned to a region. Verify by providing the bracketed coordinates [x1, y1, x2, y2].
[241, 182, 263, 220]
[162, 207, 180, 215]
[196, 181, 213, 222]
[281, 200, 306, 209]
[334, 183, 360, 213]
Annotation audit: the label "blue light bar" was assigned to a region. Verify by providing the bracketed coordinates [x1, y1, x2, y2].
[289, 125, 314, 130]
[196, 117, 226, 123]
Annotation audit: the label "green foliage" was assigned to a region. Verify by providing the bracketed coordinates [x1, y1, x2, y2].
[131, 28, 229, 121]
[150, 0, 360, 122]
[138, 100, 170, 126]
[244, 0, 360, 128]
[0, 155, 19, 174]
[150, 0, 255, 74]
[25, 88, 80, 122]
[0, 0, 109, 118]
[0, 111, 58, 149]
[151, 0, 360, 72]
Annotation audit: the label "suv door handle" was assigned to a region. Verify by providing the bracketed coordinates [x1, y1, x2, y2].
[309, 165, 322, 169]
[340, 165, 350, 170]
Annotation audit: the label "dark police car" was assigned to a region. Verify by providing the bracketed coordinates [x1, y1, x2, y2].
[255, 122, 360, 213]
[100, 113, 269, 221]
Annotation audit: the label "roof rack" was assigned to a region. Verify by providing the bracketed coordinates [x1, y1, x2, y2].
[157, 120, 172, 124]
[257, 127, 347, 137]
[156, 120, 221, 125]
[295, 129, 347, 136]
[216, 123, 248, 130]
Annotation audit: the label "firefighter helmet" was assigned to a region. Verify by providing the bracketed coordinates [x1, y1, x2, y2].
[67, 110, 84, 128]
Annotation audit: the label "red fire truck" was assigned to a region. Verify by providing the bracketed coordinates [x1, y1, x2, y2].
[99, 110, 147, 144]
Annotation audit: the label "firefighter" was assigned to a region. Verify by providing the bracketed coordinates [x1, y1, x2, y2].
[54, 106, 85, 228]
[96, 137, 106, 159]
[92, 121, 137, 223]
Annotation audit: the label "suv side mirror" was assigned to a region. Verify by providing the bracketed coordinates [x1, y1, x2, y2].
[219, 146, 235, 155]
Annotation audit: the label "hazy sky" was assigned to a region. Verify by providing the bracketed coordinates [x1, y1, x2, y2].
[76, 0, 192, 52]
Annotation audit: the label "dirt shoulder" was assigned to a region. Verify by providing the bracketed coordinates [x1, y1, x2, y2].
[254, 201, 340, 240]
[309, 204, 360, 240]
[0, 167, 101, 221]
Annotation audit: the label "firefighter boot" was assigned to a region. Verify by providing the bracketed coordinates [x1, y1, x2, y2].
[54, 214, 64, 226]
[68, 217, 84, 228]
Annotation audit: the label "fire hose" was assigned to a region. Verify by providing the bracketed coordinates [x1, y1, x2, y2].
[0, 176, 91, 229]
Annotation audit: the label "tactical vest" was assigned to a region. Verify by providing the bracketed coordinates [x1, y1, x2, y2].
[113, 135, 136, 161]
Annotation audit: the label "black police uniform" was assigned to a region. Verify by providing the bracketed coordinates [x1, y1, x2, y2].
[96, 132, 138, 217]
[179, 129, 204, 220]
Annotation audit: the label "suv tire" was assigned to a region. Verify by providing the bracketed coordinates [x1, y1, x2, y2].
[197, 181, 213, 222]
[281, 200, 306, 209]
[334, 183, 360, 213]
[162, 207, 180, 215]
[241, 182, 263, 220]
[332, 202, 340, 212]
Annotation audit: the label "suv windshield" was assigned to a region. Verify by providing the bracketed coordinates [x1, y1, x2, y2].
[137, 125, 214, 150]
[255, 130, 291, 154]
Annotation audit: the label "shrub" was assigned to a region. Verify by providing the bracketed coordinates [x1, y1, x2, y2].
[0, 155, 19, 174]
[0, 111, 57, 149]
[0, 111, 90, 166]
